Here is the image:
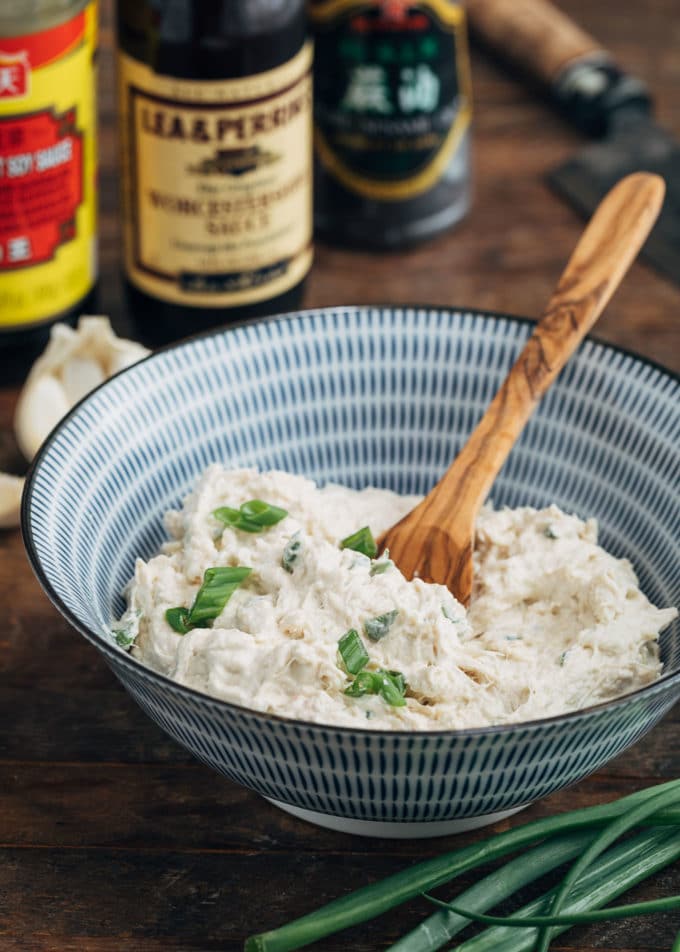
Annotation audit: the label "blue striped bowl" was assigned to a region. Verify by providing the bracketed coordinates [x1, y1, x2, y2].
[22, 307, 680, 837]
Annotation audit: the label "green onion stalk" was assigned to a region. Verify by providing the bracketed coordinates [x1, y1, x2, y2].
[245, 779, 680, 952]
[387, 831, 596, 952]
[445, 827, 680, 952]
[533, 783, 680, 952]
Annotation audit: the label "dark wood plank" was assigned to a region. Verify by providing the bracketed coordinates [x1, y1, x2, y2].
[0, 0, 678, 949]
[0, 847, 678, 951]
[1, 757, 677, 853]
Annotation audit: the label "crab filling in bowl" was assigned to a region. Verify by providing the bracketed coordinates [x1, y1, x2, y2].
[114, 466, 677, 730]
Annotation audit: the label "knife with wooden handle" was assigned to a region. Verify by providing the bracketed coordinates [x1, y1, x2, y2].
[465, 0, 680, 284]
[467, 0, 600, 80]
[466, 0, 651, 135]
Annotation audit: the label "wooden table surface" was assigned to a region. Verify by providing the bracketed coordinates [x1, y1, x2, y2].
[1, 1, 679, 949]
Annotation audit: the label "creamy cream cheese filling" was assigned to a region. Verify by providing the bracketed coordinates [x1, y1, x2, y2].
[119, 466, 676, 730]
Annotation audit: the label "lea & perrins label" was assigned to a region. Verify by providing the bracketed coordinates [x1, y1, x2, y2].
[117, 41, 313, 309]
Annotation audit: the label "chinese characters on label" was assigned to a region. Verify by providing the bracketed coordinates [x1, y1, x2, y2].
[339, 25, 442, 117]
[341, 62, 440, 114]
[0, 53, 30, 100]
[0, 112, 82, 269]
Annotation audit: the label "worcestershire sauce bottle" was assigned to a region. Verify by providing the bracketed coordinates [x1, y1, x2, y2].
[117, 1, 312, 346]
[310, 0, 472, 249]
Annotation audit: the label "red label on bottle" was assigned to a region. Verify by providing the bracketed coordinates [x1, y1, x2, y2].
[0, 11, 86, 70]
[0, 108, 83, 268]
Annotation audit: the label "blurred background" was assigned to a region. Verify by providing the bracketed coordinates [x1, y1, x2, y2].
[94, 0, 680, 367]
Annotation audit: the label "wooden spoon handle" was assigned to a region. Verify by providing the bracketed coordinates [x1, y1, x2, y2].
[438, 172, 665, 522]
[379, 173, 664, 605]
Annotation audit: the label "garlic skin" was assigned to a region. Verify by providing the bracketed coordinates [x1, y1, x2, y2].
[60, 356, 106, 405]
[0, 473, 24, 530]
[15, 375, 71, 462]
[14, 316, 149, 461]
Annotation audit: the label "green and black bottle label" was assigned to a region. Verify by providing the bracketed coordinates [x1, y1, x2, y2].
[309, 0, 471, 201]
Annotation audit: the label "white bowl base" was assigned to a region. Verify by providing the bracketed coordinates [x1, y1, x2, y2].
[266, 798, 530, 838]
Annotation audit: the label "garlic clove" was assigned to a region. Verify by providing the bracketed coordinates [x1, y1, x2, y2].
[105, 340, 150, 376]
[14, 374, 71, 460]
[39, 322, 79, 372]
[60, 356, 106, 405]
[74, 316, 148, 372]
[14, 315, 150, 461]
[75, 316, 118, 363]
[0, 473, 24, 529]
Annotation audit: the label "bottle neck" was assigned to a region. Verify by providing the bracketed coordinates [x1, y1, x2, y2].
[117, 0, 307, 80]
[0, 0, 91, 38]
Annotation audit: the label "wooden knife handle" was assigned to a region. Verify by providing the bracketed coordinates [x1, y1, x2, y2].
[466, 0, 652, 135]
[465, 0, 602, 85]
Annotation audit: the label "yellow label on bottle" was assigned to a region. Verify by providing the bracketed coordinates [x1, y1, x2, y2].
[0, 2, 97, 329]
[118, 42, 313, 309]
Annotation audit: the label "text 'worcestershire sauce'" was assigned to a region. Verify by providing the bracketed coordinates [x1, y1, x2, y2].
[117, 1, 312, 346]
[310, 0, 472, 249]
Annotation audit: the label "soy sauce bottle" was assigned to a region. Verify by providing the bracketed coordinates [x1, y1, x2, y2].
[117, 1, 312, 346]
[0, 0, 98, 373]
[310, 0, 472, 249]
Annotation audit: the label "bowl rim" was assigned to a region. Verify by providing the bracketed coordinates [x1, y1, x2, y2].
[21, 304, 680, 738]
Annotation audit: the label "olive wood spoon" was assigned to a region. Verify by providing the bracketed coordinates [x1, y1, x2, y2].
[378, 171, 665, 606]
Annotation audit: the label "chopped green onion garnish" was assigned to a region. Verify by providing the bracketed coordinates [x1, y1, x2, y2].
[441, 604, 459, 623]
[369, 556, 393, 576]
[544, 525, 559, 539]
[241, 499, 288, 526]
[113, 630, 135, 648]
[165, 606, 192, 634]
[189, 566, 252, 625]
[385, 669, 406, 694]
[282, 532, 302, 573]
[340, 526, 378, 558]
[213, 506, 240, 526]
[377, 670, 407, 707]
[166, 566, 252, 634]
[363, 609, 399, 642]
[213, 499, 288, 533]
[344, 670, 376, 698]
[559, 650, 569, 666]
[110, 610, 141, 649]
[344, 668, 407, 707]
[338, 629, 369, 675]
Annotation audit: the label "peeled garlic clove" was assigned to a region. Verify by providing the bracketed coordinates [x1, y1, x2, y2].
[14, 374, 71, 460]
[60, 356, 106, 405]
[106, 340, 150, 376]
[0, 473, 23, 529]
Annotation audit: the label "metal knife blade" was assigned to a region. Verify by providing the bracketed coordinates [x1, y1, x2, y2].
[548, 110, 680, 283]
